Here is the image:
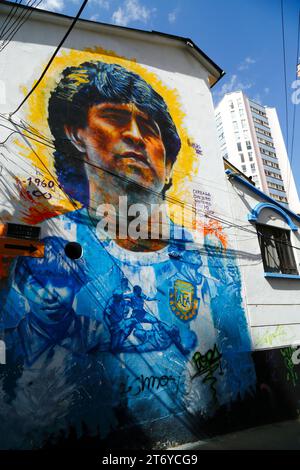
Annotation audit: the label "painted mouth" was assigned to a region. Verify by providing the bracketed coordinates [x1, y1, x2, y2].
[42, 305, 62, 312]
[117, 151, 151, 168]
[46, 311, 65, 321]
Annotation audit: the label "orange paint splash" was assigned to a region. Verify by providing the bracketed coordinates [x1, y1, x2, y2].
[15, 177, 66, 224]
[203, 220, 228, 249]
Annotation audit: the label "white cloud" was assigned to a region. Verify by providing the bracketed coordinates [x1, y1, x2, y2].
[90, 13, 100, 21]
[215, 74, 253, 99]
[252, 93, 262, 104]
[238, 56, 256, 71]
[112, 0, 156, 27]
[90, 0, 110, 10]
[37, 0, 65, 12]
[168, 7, 179, 24]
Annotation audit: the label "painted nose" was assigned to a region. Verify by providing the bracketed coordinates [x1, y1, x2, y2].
[122, 118, 145, 147]
[42, 282, 59, 302]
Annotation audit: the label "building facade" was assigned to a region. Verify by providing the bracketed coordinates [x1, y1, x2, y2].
[1, 1, 300, 451]
[215, 91, 300, 214]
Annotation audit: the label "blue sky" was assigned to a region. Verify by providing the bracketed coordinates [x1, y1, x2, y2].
[7, 0, 300, 196]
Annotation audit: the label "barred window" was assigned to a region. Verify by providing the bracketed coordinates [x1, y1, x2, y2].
[256, 223, 298, 275]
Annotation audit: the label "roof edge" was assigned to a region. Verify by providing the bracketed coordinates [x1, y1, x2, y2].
[0, 1, 224, 87]
[225, 169, 300, 224]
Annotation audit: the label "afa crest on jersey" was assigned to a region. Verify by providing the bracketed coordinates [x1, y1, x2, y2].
[169, 280, 199, 321]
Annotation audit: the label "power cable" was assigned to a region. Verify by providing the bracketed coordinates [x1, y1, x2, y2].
[3, 123, 300, 256]
[9, 0, 89, 117]
[0, 113, 244, 199]
[0, 0, 22, 38]
[280, 0, 289, 155]
[287, 8, 300, 198]
[0, 0, 42, 53]
[1, 114, 299, 248]
[0, 3, 257, 423]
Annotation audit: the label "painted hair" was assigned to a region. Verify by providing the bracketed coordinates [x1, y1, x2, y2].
[14, 236, 89, 294]
[48, 61, 181, 205]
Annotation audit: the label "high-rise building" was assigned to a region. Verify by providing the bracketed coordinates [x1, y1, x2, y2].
[215, 91, 300, 213]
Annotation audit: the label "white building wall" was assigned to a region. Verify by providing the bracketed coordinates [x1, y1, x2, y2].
[226, 174, 300, 350]
[266, 107, 300, 215]
[215, 91, 299, 211]
[215, 91, 265, 191]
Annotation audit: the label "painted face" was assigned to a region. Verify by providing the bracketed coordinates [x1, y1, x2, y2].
[23, 275, 75, 324]
[70, 102, 172, 192]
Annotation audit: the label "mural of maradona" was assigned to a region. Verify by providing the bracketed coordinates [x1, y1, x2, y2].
[0, 53, 256, 448]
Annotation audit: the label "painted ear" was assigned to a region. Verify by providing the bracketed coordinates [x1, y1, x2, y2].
[64, 125, 86, 153]
[165, 158, 174, 180]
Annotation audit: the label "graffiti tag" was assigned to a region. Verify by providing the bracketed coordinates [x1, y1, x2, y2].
[280, 347, 298, 387]
[255, 326, 288, 348]
[187, 139, 203, 156]
[120, 374, 178, 397]
[192, 345, 222, 401]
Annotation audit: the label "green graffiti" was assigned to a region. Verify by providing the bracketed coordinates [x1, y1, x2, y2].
[280, 347, 298, 387]
[192, 344, 222, 401]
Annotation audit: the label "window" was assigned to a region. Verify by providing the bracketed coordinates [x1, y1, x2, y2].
[241, 119, 247, 129]
[233, 121, 238, 131]
[246, 140, 252, 149]
[242, 165, 247, 173]
[272, 194, 288, 203]
[264, 169, 283, 180]
[256, 224, 298, 275]
[250, 106, 267, 118]
[255, 126, 272, 138]
[248, 152, 253, 161]
[237, 142, 242, 152]
[262, 159, 279, 169]
[257, 136, 274, 148]
[253, 116, 271, 129]
[240, 153, 245, 163]
[260, 147, 277, 158]
[267, 182, 285, 191]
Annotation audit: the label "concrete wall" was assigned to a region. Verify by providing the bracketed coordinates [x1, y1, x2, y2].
[0, 4, 300, 450]
[226, 175, 300, 350]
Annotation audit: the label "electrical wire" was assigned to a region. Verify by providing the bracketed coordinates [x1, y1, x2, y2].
[0, 0, 22, 38]
[0, 1, 266, 430]
[280, 0, 289, 155]
[0, 0, 40, 53]
[9, 0, 89, 117]
[0, 112, 273, 235]
[3, 118, 300, 255]
[0, 114, 298, 246]
[287, 8, 300, 198]
[0, 113, 244, 199]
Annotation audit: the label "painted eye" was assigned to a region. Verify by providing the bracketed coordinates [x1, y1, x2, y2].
[101, 112, 130, 126]
[138, 117, 160, 137]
